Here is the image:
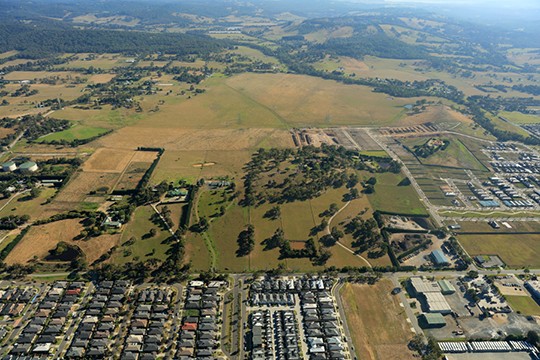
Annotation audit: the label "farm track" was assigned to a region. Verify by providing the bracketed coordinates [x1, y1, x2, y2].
[325, 200, 372, 268]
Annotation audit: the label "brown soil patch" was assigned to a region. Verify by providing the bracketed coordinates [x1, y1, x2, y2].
[82, 148, 135, 173]
[95, 128, 294, 151]
[192, 162, 216, 168]
[88, 74, 115, 84]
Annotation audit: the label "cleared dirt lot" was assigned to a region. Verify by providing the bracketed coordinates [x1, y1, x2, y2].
[5, 219, 120, 265]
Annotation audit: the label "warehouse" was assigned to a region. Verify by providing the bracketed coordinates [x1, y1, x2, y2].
[422, 292, 452, 314]
[410, 277, 441, 296]
[431, 250, 450, 266]
[438, 280, 456, 295]
[419, 313, 446, 328]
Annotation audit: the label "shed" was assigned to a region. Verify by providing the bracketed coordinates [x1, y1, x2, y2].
[419, 313, 446, 328]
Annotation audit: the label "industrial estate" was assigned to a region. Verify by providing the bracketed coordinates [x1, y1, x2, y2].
[0, 0, 539, 359]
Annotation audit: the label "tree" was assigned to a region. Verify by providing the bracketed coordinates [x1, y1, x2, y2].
[467, 270, 479, 279]
[330, 227, 344, 240]
[237, 225, 255, 256]
[366, 177, 377, 185]
[349, 187, 360, 199]
[527, 330, 539, 347]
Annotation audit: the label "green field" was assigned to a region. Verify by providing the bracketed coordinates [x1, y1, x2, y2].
[112, 206, 171, 264]
[367, 172, 428, 215]
[39, 125, 110, 143]
[499, 111, 540, 124]
[402, 136, 488, 171]
[458, 234, 540, 268]
[0, 188, 56, 220]
[505, 295, 540, 316]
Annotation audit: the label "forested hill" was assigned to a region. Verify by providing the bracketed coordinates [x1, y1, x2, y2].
[0, 23, 226, 57]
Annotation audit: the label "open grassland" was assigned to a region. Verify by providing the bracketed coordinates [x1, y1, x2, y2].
[488, 114, 532, 138]
[184, 233, 211, 271]
[53, 106, 143, 129]
[313, 55, 539, 99]
[367, 172, 428, 215]
[38, 125, 110, 143]
[340, 280, 416, 360]
[5, 219, 120, 265]
[505, 295, 540, 316]
[152, 150, 206, 184]
[112, 206, 171, 264]
[54, 53, 134, 70]
[402, 136, 488, 171]
[2, 71, 86, 81]
[458, 234, 540, 268]
[96, 127, 293, 152]
[206, 203, 249, 272]
[0, 188, 56, 220]
[499, 111, 540, 124]
[226, 73, 414, 127]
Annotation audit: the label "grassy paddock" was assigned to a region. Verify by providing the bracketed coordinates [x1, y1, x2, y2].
[505, 295, 540, 316]
[458, 234, 540, 268]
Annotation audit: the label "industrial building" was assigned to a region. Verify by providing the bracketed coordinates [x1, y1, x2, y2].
[438, 280, 456, 295]
[2, 161, 17, 172]
[409, 277, 441, 296]
[419, 313, 446, 328]
[525, 280, 540, 302]
[422, 292, 452, 314]
[431, 250, 450, 266]
[19, 161, 38, 173]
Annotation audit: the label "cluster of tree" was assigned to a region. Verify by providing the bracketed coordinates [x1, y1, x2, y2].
[0, 22, 225, 57]
[242, 145, 394, 206]
[237, 224, 255, 256]
[0, 114, 71, 146]
[0, 215, 30, 230]
[345, 216, 384, 255]
[412, 138, 450, 158]
[512, 84, 540, 96]
[9, 84, 38, 97]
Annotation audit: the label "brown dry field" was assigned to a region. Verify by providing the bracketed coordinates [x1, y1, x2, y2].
[114, 161, 151, 191]
[339, 56, 370, 72]
[53, 171, 120, 204]
[0, 127, 16, 138]
[5, 219, 120, 265]
[340, 280, 416, 360]
[398, 104, 472, 127]
[82, 148, 136, 172]
[88, 74, 116, 84]
[131, 151, 158, 162]
[95, 128, 293, 151]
